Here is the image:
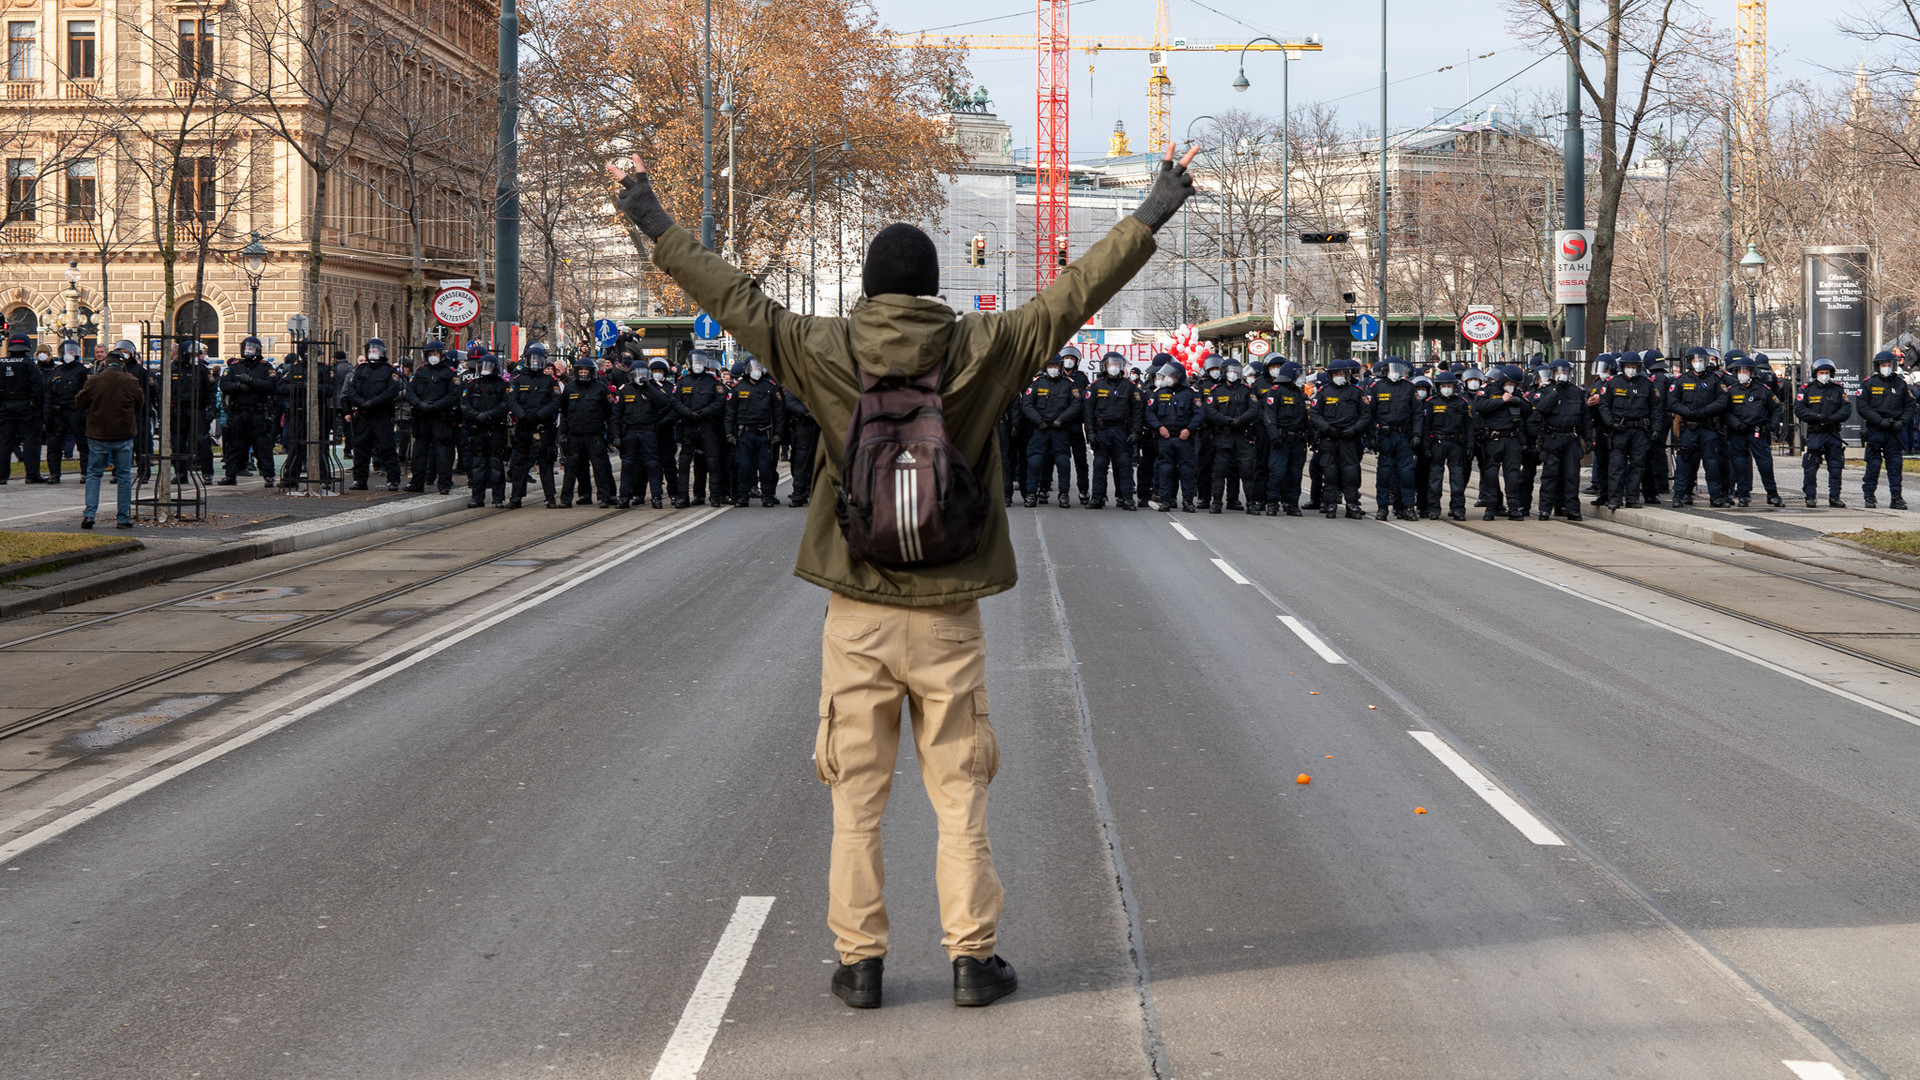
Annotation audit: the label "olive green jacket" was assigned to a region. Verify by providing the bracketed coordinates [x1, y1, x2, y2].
[649, 216, 1156, 606]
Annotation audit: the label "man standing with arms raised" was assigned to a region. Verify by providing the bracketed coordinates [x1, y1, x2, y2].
[610, 143, 1198, 1010]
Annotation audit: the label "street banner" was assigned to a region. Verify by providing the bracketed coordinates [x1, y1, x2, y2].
[1802, 245, 1872, 438]
[1553, 230, 1595, 305]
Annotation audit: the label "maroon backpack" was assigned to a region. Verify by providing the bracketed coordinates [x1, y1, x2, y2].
[831, 359, 990, 567]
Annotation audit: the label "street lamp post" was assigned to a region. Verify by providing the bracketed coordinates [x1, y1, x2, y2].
[1233, 36, 1316, 350]
[700, 0, 714, 250]
[62, 261, 80, 342]
[1182, 114, 1217, 326]
[1739, 240, 1765, 352]
[720, 75, 737, 262]
[1378, 0, 1389, 361]
[240, 231, 268, 337]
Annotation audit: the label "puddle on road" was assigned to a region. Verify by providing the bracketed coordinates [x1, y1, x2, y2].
[177, 586, 299, 608]
[70, 695, 222, 750]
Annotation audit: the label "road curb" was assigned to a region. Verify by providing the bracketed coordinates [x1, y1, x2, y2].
[0, 495, 470, 623]
[1590, 503, 1919, 566]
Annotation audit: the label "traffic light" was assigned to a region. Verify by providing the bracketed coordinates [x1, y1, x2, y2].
[1055, 235, 1069, 268]
[970, 234, 986, 267]
[1300, 232, 1350, 244]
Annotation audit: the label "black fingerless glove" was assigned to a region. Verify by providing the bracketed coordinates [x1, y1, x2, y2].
[616, 172, 674, 240]
[1131, 155, 1197, 233]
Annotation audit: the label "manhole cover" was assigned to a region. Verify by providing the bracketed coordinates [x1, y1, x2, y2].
[233, 613, 304, 623]
[71, 695, 221, 750]
[178, 586, 299, 608]
[492, 559, 542, 567]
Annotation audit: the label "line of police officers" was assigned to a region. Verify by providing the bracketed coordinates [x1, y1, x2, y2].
[997, 344, 1914, 521]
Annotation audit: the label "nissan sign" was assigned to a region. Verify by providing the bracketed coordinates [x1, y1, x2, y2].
[1553, 229, 1595, 305]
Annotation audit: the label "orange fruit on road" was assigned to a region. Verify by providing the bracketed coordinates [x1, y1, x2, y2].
[1295, 774, 1311, 785]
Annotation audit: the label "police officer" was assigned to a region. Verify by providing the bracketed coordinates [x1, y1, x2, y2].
[1260, 359, 1311, 516]
[785, 378, 819, 508]
[38, 339, 89, 482]
[1596, 352, 1658, 509]
[1532, 359, 1591, 520]
[343, 338, 403, 490]
[1796, 358, 1852, 508]
[169, 341, 218, 483]
[1311, 357, 1367, 518]
[1470, 364, 1530, 520]
[1423, 370, 1473, 520]
[507, 342, 563, 508]
[1064, 347, 1093, 506]
[672, 349, 728, 508]
[726, 355, 784, 507]
[459, 349, 512, 508]
[616, 359, 675, 509]
[216, 336, 278, 486]
[1193, 354, 1225, 508]
[1725, 355, 1786, 507]
[1084, 350, 1142, 510]
[1858, 349, 1913, 509]
[1667, 347, 1730, 506]
[1201, 360, 1259, 514]
[1134, 356, 1166, 504]
[1365, 357, 1420, 520]
[276, 348, 337, 486]
[1020, 352, 1079, 508]
[1146, 360, 1199, 512]
[0, 332, 46, 482]
[1584, 354, 1614, 502]
[558, 356, 616, 507]
[404, 339, 461, 494]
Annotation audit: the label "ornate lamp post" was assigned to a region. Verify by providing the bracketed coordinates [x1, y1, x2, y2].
[240, 231, 268, 337]
[1738, 241, 1765, 352]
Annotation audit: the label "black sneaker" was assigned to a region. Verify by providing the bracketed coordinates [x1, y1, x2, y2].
[1892, 498, 1908, 510]
[1767, 494, 1784, 507]
[1829, 497, 1848, 509]
[215, 476, 237, 486]
[953, 955, 1017, 1007]
[1182, 501, 1195, 513]
[1057, 492, 1070, 508]
[1805, 496, 1818, 508]
[1024, 495, 1038, 508]
[832, 957, 884, 1010]
[652, 498, 664, 509]
[1483, 508, 1498, 521]
[80, 516, 94, 529]
[1210, 503, 1223, 514]
[1864, 495, 1878, 509]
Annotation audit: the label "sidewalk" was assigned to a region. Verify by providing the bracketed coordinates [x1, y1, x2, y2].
[0, 478, 470, 620]
[1587, 452, 1920, 584]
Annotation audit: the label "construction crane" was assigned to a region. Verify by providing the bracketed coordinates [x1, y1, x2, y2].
[894, 15, 1319, 292]
[1733, 0, 1765, 238]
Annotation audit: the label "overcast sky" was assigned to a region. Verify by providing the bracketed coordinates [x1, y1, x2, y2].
[868, 0, 1868, 157]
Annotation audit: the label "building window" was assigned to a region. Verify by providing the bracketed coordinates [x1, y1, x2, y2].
[7, 22, 35, 81]
[175, 156, 214, 221]
[177, 19, 212, 80]
[6, 158, 37, 222]
[66, 159, 95, 221]
[66, 21, 93, 80]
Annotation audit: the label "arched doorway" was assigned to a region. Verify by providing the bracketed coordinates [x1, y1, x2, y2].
[5, 306, 37, 350]
[176, 299, 219, 357]
[76, 306, 98, 354]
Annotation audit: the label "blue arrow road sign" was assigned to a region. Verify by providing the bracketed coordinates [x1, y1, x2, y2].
[1350, 314, 1379, 341]
[693, 313, 722, 340]
[593, 318, 619, 349]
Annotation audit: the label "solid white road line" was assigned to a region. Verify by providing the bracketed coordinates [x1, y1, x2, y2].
[0, 508, 725, 864]
[1169, 520, 1197, 541]
[647, 895, 776, 1080]
[1278, 615, 1347, 665]
[1210, 557, 1251, 585]
[1387, 522, 1920, 730]
[1782, 1062, 1846, 1080]
[1408, 730, 1566, 846]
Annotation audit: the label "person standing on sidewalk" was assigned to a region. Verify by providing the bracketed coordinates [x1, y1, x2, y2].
[610, 143, 1198, 1010]
[73, 341, 145, 529]
[1857, 350, 1912, 510]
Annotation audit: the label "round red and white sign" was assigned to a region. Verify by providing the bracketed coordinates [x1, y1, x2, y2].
[432, 286, 480, 328]
[1247, 338, 1272, 357]
[1458, 310, 1502, 344]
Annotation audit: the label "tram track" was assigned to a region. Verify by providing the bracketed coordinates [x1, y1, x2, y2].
[1446, 518, 1920, 682]
[0, 507, 679, 743]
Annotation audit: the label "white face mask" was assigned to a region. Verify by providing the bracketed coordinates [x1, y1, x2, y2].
[427, 354, 441, 365]
[1415, 387, 1429, 399]
[1691, 360, 1706, 373]
[1736, 371, 1752, 384]
[652, 371, 667, 383]
[1879, 364, 1894, 378]
[1269, 368, 1285, 381]
[1439, 385, 1455, 397]
[1155, 375, 1173, 389]
[1816, 372, 1833, 384]
[749, 365, 764, 380]
[1553, 372, 1569, 383]
[1224, 370, 1239, 383]
[1465, 379, 1482, 391]
[690, 360, 705, 374]
[1387, 369, 1404, 382]
[1331, 375, 1348, 387]
[1046, 366, 1062, 378]
[1502, 384, 1518, 394]
[1106, 363, 1122, 377]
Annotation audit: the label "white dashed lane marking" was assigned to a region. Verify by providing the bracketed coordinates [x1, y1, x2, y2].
[1170, 520, 1197, 541]
[1210, 558, 1251, 585]
[1782, 1062, 1846, 1080]
[1278, 615, 1347, 665]
[647, 895, 776, 1080]
[1409, 731, 1565, 846]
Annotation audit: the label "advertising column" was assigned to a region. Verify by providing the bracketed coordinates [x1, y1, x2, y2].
[1802, 245, 1872, 440]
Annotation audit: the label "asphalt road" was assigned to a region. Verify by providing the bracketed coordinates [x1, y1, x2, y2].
[1, 496, 1914, 1080]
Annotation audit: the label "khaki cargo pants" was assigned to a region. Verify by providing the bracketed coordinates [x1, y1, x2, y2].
[816, 593, 1002, 964]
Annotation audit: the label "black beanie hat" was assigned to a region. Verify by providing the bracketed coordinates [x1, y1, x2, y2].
[861, 223, 940, 298]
